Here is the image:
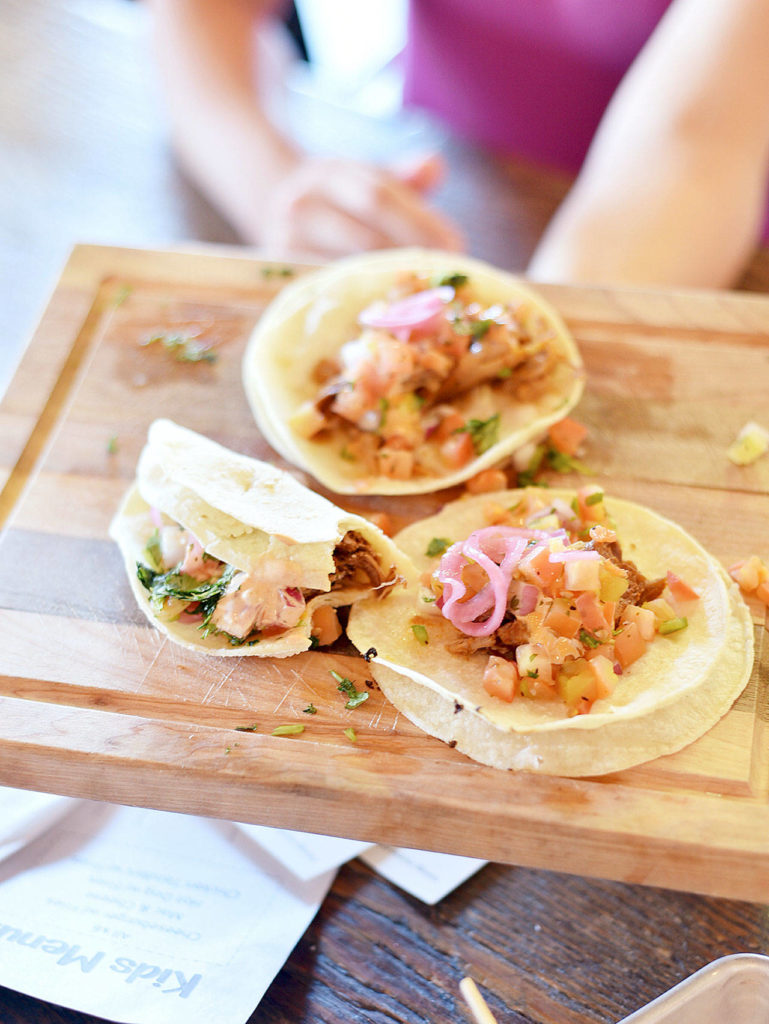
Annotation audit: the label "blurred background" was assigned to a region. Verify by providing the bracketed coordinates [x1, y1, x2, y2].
[0, 0, 573, 395]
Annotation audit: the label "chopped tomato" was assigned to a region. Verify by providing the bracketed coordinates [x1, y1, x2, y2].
[441, 431, 475, 468]
[483, 656, 518, 702]
[465, 468, 508, 494]
[614, 620, 647, 668]
[666, 571, 700, 604]
[548, 416, 587, 456]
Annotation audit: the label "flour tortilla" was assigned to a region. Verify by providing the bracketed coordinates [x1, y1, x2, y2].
[243, 249, 584, 495]
[110, 419, 414, 656]
[346, 489, 754, 775]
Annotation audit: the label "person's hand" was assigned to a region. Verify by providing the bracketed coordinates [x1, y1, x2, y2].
[260, 152, 465, 259]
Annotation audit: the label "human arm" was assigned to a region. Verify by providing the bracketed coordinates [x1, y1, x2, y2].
[146, 0, 463, 257]
[527, 0, 769, 289]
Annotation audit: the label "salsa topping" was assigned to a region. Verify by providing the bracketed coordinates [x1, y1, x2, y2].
[292, 272, 570, 481]
[420, 488, 700, 715]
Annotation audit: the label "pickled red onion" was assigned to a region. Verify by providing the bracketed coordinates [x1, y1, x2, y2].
[358, 286, 454, 338]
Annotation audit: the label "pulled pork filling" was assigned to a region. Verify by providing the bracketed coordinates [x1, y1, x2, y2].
[290, 272, 570, 481]
[419, 488, 699, 715]
[136, 519, 386, 647]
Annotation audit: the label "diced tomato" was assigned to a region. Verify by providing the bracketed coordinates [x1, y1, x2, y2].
[620, 604, 657, 642]
[482, 656, 519, 702]
[434, 410, 466, 442]
[729, 555, 769, 593]
[575, 591, 607, 632]
[666, 571, 700, 604]
[515, 643, 554, 685]
[377, 447, 414, 479]
[548, 416, 588, 456]
[576, 485, 607, 524]
[465, 468, 508, 494]
[614, 620, 647, 668]
[544, 599, 581, 638]
[642, 596, 677, 624]
[563, 557, 601, 593]
[588, 654, 617, 699]
[519, 545, 564, 593]
[441, 431, 475, 468]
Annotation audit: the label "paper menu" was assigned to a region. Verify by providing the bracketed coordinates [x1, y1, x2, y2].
[0, 802, 335, 1024]
[236, 822, 372, 879]
[0, 787, 80, 864]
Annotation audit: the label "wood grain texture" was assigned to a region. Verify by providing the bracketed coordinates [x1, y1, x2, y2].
[0, 244, 767, 914]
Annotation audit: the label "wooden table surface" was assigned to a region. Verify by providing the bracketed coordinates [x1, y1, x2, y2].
[1, 2, 768, 1023]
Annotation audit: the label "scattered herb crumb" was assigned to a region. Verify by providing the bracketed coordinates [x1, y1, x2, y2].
[261, 265, 295, 278]
[426, 537, 451, 558]
[303, 703, 318, 715]
[410, 623, 429, 645]
[344, 727, 357, 743]
[234, 722, 259, 732]
[309, 635, 320, 649]
[272, 724, 305, 737]
[112, 285, 132, 307]
[330, 669, 368, 709]
[140, 332, 217, 364]
[106, 435, 118, 455]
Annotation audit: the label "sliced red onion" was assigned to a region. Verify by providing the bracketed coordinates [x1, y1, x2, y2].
[358, 286, 454, 336]
[510, 579, 539, 615]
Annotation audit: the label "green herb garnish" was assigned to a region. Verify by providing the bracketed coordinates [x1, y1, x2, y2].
[426, 537, 452, 558]
[303, 704, 318, 715]
[455, 414, 500, 455]
[106, 435, 118, 454]
[235, 723, 259, 732]
[434, 272, 468, 288]
[579, 628, 601, 649]
[344, 727, 357, 743]
[330, 670, 369, 709]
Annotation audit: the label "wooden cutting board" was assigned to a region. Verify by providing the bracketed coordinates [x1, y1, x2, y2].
[1, 243, 767, 902]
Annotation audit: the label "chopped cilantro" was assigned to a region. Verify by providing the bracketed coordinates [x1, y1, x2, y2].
[411, 623, 429, 645]
[579, 628, 601, 649]
[426, 537, 451, 557]
[106, 435, 118, 455]
[659, 616, 688, 635]
[585, 490, 604, 506]
[344, 727, 357, 743]
[136, 561, 235, 629]
[496, 367, 513, 380]
[340, 446, 356, 461]
[455, 414, 500, 455]
[330, 670, 369, 709]
[309, 635, 320, 649]
[303, 704, 318, 715]
[261, 265, 295, 278]
[434, 272, 468, 288]
[526, 669, 539, 678]
[235, 723, 259, 732]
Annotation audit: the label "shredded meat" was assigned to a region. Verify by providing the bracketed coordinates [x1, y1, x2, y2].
[445, 613, 530, 656]
[592, 541, 665, 616]
[331, 531, 385, 589]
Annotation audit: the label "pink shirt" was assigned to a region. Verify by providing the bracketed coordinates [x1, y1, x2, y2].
[403, 0, 673, 172]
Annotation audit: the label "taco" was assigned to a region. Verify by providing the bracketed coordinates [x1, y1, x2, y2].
[347, 487, 754, 775]
[110, 419, 412, 656]
[242, 249, 583, 495]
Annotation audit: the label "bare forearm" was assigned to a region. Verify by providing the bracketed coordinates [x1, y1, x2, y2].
[528, 0, 769, 288]
[148, 0, 300, 240]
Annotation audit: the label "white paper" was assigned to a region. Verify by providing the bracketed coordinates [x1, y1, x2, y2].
[0, 786, 80, 863]
[236, 822, 371, 880]
[360, 846, 486, 904]
[0, 803, 335, 1024]
[236, 822, 484, 904]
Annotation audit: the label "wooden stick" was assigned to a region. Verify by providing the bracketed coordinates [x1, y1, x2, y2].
[460, 977, 498, 1024]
